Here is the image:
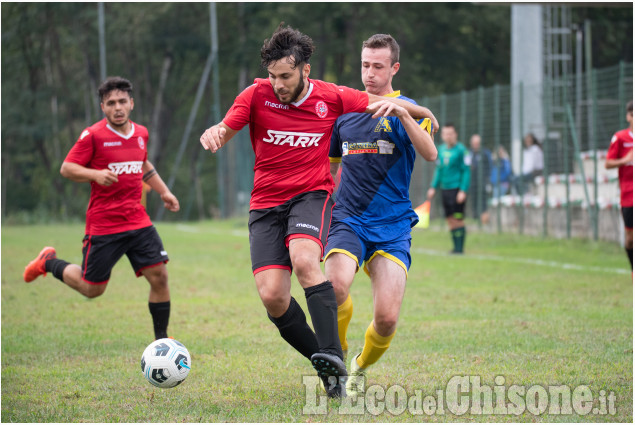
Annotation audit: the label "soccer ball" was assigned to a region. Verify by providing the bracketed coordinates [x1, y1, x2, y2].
[140, 338, 191, 388]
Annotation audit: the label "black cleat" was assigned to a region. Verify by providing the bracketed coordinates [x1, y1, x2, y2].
[311, 352, 347, 398]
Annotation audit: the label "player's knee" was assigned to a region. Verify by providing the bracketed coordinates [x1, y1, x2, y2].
[257, 283, 287, 311]
[290, 254, 319, 282]
[84, 283, 107, 299]
[330, 279, 350, 304]
[374, 313, 399, 335]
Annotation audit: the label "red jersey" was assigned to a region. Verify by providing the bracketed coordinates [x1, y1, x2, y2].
[607, 128, 633, 207]
[64, 118, 152, 235]
[222, 78, 368, 209]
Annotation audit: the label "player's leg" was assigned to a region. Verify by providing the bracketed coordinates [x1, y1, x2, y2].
[126, 226, 171, 340]
[288, 238, 345, 358]
[249, 206, 320, 361]
[324, 221, 365, 359]
[24, 234, 118, 298]
[443, 189, 467, 253]
[141, 264, 170, 339]
[286, 191, 346, 389]
[622, 207, 633, 269]
[347, 248, 408, 396]
[364, 255, 406, 360]
[324, 252, 356, 358]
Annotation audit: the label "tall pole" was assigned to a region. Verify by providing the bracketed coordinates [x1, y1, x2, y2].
[584, 19, 598, 241]
[98, 2, 106, 81]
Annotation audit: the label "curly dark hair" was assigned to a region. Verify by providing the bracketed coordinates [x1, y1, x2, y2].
[260, 23, 315, 70]
[98, 76, 133, 101]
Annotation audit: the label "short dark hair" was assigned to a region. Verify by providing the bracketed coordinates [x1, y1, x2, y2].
[362, 34, 400, 65]
[261, 23, 315, 70]
[627, 100, 633, 113]
[98, 77, 133, 101]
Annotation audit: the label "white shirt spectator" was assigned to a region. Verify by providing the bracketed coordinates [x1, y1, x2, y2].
[522, 144, 544, 175]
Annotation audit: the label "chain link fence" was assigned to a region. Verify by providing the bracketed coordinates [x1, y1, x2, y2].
[410, 61, 632, 242]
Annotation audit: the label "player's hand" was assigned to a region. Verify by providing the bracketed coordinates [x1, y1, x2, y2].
[161, 191, 180, 212]
[93, 169, 119, 186]
[426, 188, 436, 200]
[200, 125, 226, 153]
[457, 190, 467, 204]
[367, 100, 407, 119]
[428, 112, 439, 135]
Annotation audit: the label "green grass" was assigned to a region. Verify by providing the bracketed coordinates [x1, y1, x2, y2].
[2, 219, 632, 422]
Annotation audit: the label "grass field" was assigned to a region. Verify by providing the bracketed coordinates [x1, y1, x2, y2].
[1, 219, 632, 422]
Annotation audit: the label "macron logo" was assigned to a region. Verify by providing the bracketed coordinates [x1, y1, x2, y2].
[265, 101, 289, 110]
[262, 130, 324, 148]
[296, 223, 319, 233]
[108, 161, 143, 175]
[80, 130, 90, 140]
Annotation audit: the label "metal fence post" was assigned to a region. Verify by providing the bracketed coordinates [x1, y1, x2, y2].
[494, 84, 502, 234]
[518, 82, 525, 235]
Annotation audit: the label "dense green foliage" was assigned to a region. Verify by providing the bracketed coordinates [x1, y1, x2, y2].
[1, 3, 632, 222]
[1, 220, 632, 421]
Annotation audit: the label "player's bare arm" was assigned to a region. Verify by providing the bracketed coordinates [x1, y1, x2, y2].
[330, 162, 340, 182]
[60, 161, 118, 186]
[605, 149, 633, 169]
[200, 122, 239, 153]
[366, 93, 439, 131]
[142, 160, 180, 212]
[387, 101, 438, 161]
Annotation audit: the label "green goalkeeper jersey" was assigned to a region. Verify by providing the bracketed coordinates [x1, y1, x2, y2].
[430, 142, 471, 192]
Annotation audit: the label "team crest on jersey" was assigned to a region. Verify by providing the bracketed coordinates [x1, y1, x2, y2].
[138, 137, 145, 149]
[374, 118, 393, 133]
[315, 101, 328, 118]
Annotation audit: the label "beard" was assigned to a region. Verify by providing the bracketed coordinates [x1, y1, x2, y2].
[275, 74, 305, 105]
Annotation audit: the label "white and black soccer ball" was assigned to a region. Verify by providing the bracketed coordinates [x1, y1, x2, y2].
[141, 338, 191, 388]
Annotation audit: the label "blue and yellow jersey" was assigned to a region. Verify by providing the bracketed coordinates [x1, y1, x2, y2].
[329, 91, 428, 241]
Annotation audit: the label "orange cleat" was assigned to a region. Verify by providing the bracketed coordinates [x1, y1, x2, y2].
[23, 247, 56, 282]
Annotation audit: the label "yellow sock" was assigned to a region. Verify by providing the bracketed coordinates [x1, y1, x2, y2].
[337, 294, 353, 352]
[357, 322, 395, 369]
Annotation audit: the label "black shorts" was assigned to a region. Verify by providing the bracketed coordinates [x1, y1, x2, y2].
[622, 207, 633, 229]
[81, 225, 169, 285]
[441, 188, 466, 219]
[248, 190, 333, 275]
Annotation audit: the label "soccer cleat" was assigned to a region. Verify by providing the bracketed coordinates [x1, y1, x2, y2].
[345, 353, 367, 398]
[23, 246, 56, 282]
[311, 352, 347, 398]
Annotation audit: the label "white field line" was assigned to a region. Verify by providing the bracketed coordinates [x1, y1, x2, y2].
[175, 224, 630, 276]
[412, 248, 630, 275]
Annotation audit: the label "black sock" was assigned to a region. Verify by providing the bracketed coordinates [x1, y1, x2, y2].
[451, 227, 466, 253]
[148, 301, 170, 340]
[268, 297, 319, 360]
[450, 229, 458, 252]
[304, 281, 343, 359]
[45, 258, 70, 282]
[456, 226, 466, 252]
[627, 248, 633, 268]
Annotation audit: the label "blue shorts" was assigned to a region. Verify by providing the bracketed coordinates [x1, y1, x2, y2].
[324, 220, 412, 277]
